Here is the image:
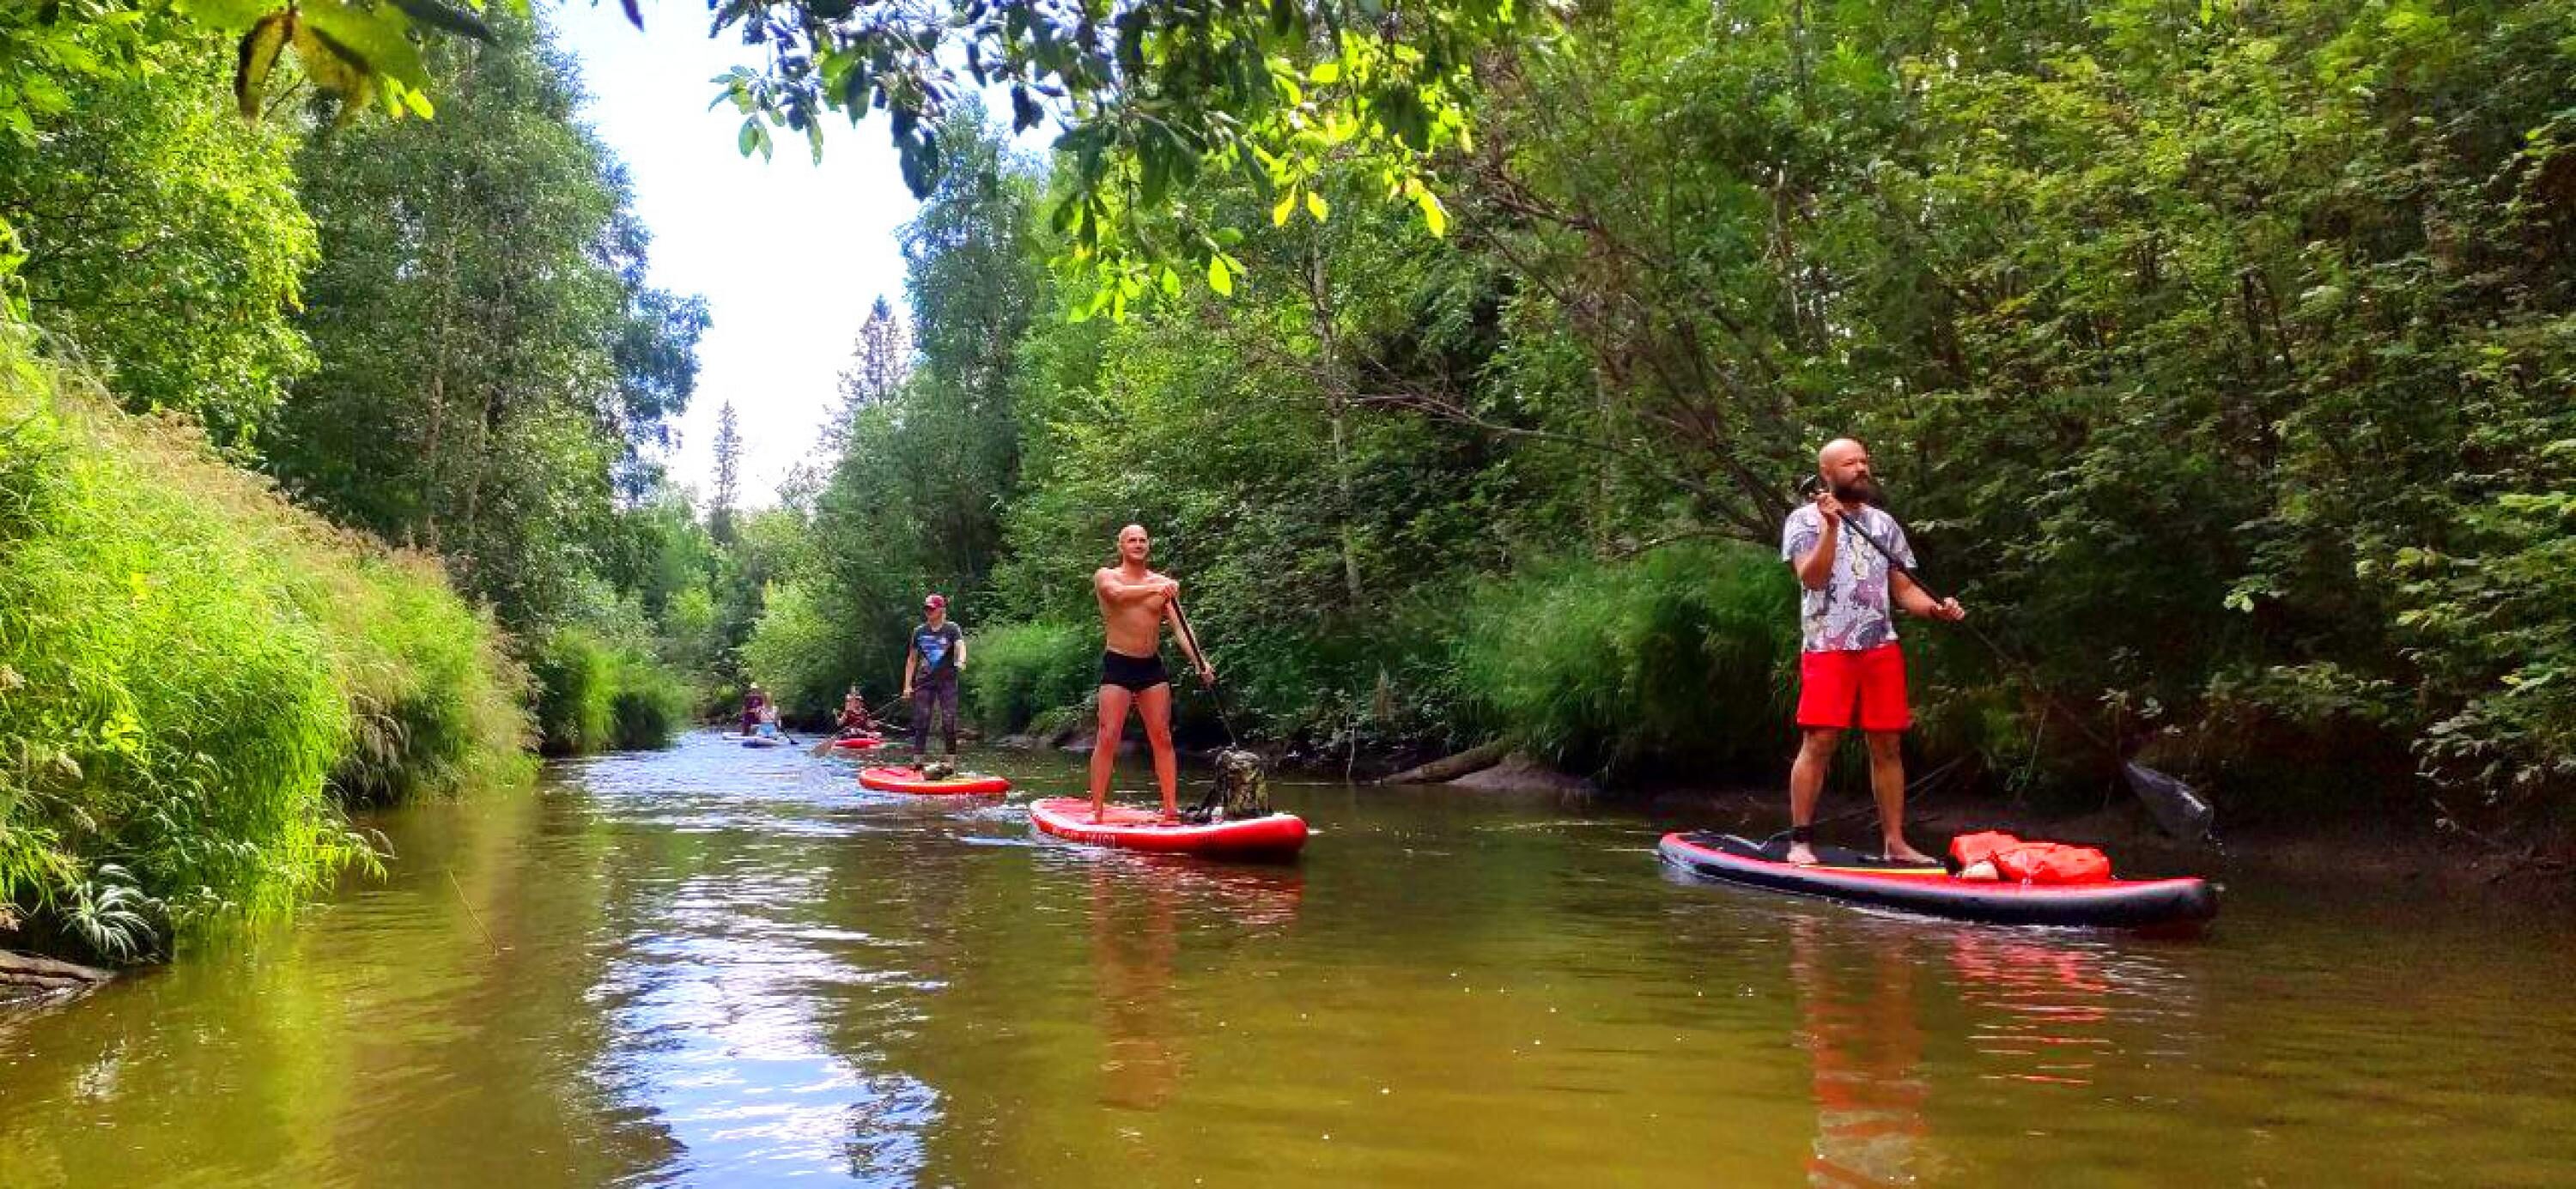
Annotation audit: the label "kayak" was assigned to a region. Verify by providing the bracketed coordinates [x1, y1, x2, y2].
[1028, 797, 1309, 860]
[1656, 832, 2217, 931]
[830, 737, 888, 751]
[858, 766, 1012, 796]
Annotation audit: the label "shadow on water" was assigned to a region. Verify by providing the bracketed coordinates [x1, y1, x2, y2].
[0, 730, 2573, 1186]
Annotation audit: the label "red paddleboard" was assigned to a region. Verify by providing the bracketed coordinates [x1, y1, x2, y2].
[830, 737, 887, 750]
[859, 766, 1011, 796]
[1028, 797, 1308, 859]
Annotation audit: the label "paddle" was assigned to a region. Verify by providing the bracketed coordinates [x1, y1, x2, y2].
[1798, 475, 2216, 842]
[1166, 597, 1273, 822]
[1165, 598, 1241, 745]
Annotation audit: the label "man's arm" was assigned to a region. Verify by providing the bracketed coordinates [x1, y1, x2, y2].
[953, 631, 967, 674]
[1890, 572, 1966, 622]
[902, 649, 918, 694]
[1789, 502, 1841, 591]
[1096, 567, 1177, 604]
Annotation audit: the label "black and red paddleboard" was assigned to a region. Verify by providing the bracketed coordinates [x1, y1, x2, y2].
[1029, 798, 1307, 860]
[1657, 832, 2216, 930]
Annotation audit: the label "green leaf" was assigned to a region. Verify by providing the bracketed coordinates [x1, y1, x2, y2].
[1413, 187, 1447, 237]
[1206, 253, 1233, 296]
[303, 0, 429, 88]
[1305, 190, 1329, 221]
[233, 11, 294, 118]
[1273, 190, 1297, 227]
[179, 0, 283, 33]
[1310, 61, 1342, 85]
[386, 0, 493, 40]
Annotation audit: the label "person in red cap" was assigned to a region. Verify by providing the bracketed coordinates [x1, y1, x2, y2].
[902, 593, 966, 755]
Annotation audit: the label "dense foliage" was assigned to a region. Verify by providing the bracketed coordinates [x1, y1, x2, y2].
[0, 6, 714, 959]
[750, 0, 2576, 832]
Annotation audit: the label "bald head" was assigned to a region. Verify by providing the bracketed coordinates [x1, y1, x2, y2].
[1116, 523, 1152, 565]
[1815, 438, 1881, 506]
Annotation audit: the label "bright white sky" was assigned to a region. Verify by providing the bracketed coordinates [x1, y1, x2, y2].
[551, 0, 916, 508]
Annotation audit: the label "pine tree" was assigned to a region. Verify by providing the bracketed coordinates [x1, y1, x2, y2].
[710, 400, 742, 545]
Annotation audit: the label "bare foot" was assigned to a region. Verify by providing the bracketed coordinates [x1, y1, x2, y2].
[1883, 840, 1940, 865]
[1785, 841, 1819, 866]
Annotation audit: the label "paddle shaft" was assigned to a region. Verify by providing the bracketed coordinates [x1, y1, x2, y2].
[1819, 498, 2209, 836]
[1164, 598, 1241, 746]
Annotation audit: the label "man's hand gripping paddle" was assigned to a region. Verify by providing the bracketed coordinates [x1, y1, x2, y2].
[1798, 474, 2215, 842]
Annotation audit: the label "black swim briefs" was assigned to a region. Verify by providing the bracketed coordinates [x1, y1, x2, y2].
[1099, 648, 1171, 693]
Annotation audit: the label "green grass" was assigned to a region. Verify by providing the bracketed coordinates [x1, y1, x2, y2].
[531, 626, 688, 754]
[1454, 543, 1801, 780]
[0, 332, 532, 961]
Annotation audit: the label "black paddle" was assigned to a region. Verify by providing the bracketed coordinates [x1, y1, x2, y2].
[1165, 597, 1242, 745]
[1798, 475, 2215, 842]
[1166, 597, 1273, 822]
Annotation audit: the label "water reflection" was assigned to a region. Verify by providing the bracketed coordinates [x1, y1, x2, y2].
[1060, 845, 1305, 1115]
[5, 738, 2575, 1186]
[1789, 915, 1929, 1186]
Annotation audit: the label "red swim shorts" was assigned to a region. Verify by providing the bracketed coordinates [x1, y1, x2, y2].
[1795, 644, 1911, 732]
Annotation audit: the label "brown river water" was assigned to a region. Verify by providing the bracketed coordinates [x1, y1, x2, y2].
[2, 729, 2572, 1186]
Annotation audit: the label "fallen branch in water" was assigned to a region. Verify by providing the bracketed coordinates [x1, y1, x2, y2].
[1, 950, 113, 994]
[1376, 739, 1512, 786]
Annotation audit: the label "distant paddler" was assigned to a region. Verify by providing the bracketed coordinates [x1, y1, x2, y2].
[1088, 524, 1213, 823]
[835, 686, 878, 739]
[1780, 437, 1965, 866]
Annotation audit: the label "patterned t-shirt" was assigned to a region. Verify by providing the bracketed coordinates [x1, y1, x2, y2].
[912, 622, 963, 681]
[1780, 503, 1916, 653]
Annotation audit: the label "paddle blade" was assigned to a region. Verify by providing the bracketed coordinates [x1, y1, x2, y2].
[2123, 761, 2214, 841]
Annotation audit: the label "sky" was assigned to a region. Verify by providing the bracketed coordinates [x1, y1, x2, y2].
[550, 1, 918, 509]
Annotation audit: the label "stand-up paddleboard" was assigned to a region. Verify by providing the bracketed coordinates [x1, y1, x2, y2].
[859, 766, 1011, 796]
[740, 735, 788, 749]
[1656, 832, 2216, 930]
[1029, 797, 1308, 859]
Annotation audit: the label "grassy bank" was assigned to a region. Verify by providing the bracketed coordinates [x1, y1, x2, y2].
[0, 336, 533, 961]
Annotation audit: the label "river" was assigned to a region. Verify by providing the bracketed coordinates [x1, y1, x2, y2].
[1, 730, 2571, 1186]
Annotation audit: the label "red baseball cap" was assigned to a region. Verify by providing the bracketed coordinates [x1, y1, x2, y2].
[923, 593, 946, 610]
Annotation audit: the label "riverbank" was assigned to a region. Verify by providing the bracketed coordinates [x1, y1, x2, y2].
[0, 337, 532, 963]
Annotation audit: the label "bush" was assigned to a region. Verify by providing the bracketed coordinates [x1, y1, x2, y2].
[530, 626, 689, 755]
[1454, 543, 1801, 779]
[740, 578, 864, 722]
[529, 628, 615, 756]
[607, 652, 689, 750]
[0, 336, 528, 959]
[965, 621, 1097, 735]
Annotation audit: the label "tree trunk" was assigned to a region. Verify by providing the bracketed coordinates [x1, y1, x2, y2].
[1308, 240, 1364, 604]
[1376, 738, 1513, 786]
[0, 950, 112, 993]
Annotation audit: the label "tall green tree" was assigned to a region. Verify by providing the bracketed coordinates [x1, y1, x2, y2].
[260, 8, 702, 629]
[0, 27, 315, 446]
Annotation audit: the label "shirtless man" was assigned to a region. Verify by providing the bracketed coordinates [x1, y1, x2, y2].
[1089, 524, 1214, 823]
